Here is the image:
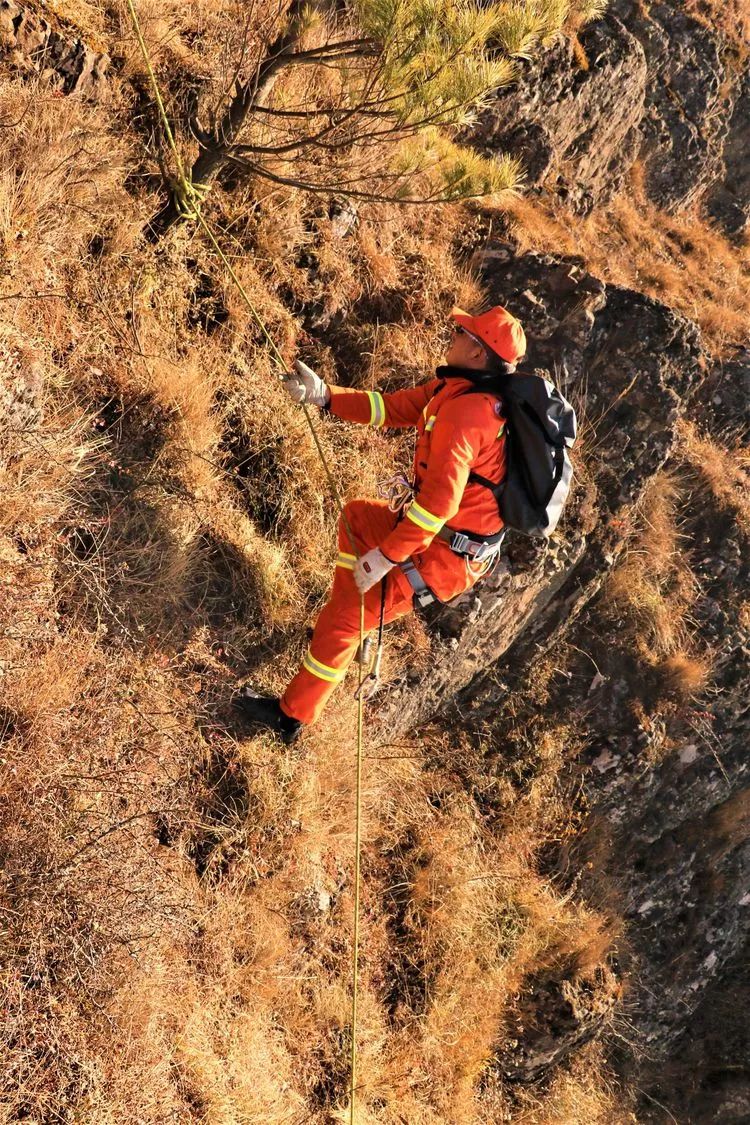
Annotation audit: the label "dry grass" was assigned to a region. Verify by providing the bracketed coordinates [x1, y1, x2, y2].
[507, 1041, 638, 1123]
[603, 469, 718, 732]
[683, 0, 750, 57]
[678, 419, 750, 535]
[502, 165, 750, 353]
[657, 651, 711, 697]
[606, 472, 700, 661]
[11, 0, 749, 1113]
[0, 53, 626, 1125]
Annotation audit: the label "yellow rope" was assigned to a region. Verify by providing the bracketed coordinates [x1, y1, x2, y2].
[193, 211, 358, 545]
[350, 597, 365, 1120]
[125, 0, 189, 184]
[124, 3, 366, 1118]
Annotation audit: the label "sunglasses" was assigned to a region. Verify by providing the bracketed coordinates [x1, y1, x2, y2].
[453, 325, 482, 345]
[451, 324, 504, 367]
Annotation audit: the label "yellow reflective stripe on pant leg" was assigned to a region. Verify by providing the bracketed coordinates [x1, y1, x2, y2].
[336, 551, 357, 570]
[425, 415, 436, 432]
[303, 650, 347, 683]
[366, 391, 386, 428]
[405, 500, 445, 533]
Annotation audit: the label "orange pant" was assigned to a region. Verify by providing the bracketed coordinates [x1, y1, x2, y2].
[280, 500, 416, 725]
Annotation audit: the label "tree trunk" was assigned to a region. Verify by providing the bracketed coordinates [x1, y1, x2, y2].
[146, 0, 308, 240]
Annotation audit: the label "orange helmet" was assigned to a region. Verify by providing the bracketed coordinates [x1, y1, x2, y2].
[451, 304, 526, 364]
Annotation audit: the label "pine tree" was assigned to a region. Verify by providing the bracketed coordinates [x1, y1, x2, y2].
[147, 0, 606, 236]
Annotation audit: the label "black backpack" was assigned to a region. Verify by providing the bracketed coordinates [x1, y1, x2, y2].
[465, 368, 577, 538]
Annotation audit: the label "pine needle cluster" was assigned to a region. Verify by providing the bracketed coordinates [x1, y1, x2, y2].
[356, 0, 520, 126]
[342, 0, 606, 199]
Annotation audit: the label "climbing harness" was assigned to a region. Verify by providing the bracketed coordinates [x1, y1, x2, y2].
[436, 523, 506, 561]
[400, 526, 506, 611]
[123, 4, 366, 1119]
[399, 557, 436, 609]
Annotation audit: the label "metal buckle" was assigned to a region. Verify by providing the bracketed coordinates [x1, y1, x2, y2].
[416, 589, 435, 608]
[454, 531, 506, 563]
[450, 531, 472, 555]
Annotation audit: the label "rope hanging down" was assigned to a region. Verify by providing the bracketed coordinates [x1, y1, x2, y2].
[124, 2, 367, 1117]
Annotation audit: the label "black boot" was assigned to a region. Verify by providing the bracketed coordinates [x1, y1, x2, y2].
[233, 689, 303, 745]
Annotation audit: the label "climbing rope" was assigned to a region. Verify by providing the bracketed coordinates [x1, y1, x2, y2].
[124, 2, 367, 1118]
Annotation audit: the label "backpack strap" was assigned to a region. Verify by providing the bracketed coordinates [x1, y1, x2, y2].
[459, 386, 510, 498]
[468, 470, 503, 492]
[426, 379, 510, 503]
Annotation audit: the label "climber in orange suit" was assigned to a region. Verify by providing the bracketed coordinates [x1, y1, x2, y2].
[234, 305, 527, 742]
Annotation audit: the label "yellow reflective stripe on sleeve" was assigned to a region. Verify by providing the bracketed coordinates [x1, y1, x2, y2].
[303, 650, 347, 683]
[425, 415, 436, 432]
[406, 500, 445, 533]
[336, 551, 357, 570]
[366, 391, 386, 428]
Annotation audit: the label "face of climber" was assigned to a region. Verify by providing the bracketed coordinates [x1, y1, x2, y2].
[444, 325, 494, 370]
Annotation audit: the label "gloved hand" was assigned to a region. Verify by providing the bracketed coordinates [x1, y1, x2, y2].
[281, 360, 330, 408]
[353, 547, 394, 595]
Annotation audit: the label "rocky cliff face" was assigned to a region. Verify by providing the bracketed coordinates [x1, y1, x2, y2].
[470, 14, 648, 214]
[376, 236, 749, 1119]
[381, 241, 704, 732]
[0, 0, 109, 98]
[707, 70, 750, 237]
[470, 1, 750, 233]
[384, 7, 750, 1108]
[479, 430, 748, 1121]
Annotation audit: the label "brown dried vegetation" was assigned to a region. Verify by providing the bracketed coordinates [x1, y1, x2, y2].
[604, 471, 715, 706]
[606, 473, 699, 659]
[6, 0, 743, 1115]
[678, 418, 750, 535]
[0, 56, 624, 1123]
[603, 420, 749, 690]
[503, 166, 750, 353]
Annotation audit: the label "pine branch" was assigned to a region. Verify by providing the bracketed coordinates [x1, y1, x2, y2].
[148, 0, 312, 237]
[145, 0, 571, 240]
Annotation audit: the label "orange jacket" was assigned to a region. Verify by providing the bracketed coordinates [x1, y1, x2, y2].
[328, 367, 507, 564]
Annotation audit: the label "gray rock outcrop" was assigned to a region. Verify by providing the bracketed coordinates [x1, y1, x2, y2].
[470, 15, 648, 214]
[372, 240, 749, 1112]
[707, 70, 750, 237]
[0, 0, 109, 98]
[614, 0, 731, 211]
[470, 2, 750, 232]
[458, 460, 749, 1105]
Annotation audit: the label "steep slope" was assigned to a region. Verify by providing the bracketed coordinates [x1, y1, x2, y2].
[0, 1, 748, 1122]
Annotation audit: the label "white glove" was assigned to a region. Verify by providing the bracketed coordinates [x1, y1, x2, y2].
[353, 547, 394, 595]
[281, 360, 330, 408]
